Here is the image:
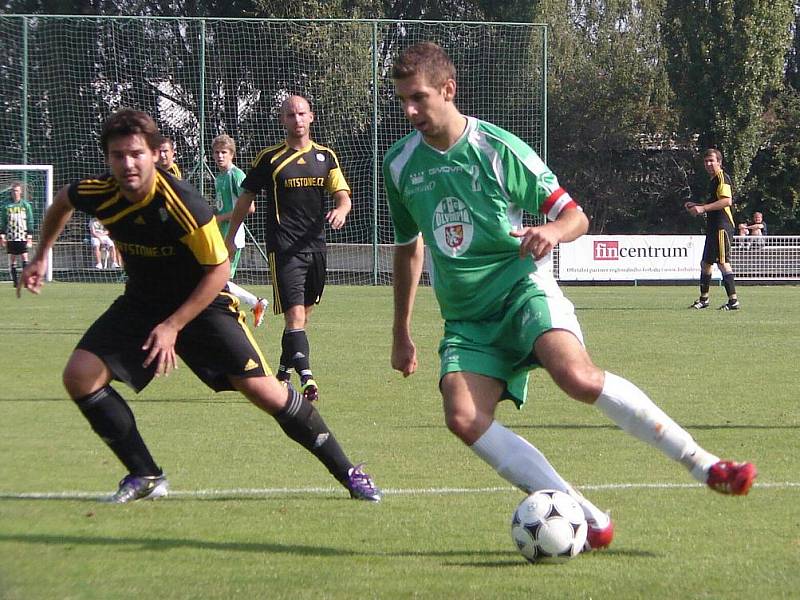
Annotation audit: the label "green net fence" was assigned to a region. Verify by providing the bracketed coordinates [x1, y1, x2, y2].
[0, 16, 546, 285]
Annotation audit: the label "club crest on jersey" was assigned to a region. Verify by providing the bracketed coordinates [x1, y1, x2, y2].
[445, 224, 463, 248]
[316, 153, 326, 162]
[159, 207, 169, 222]
[433, 197, 473, 257]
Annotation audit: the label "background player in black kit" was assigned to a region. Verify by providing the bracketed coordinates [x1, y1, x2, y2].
[685, 148, 740, 311]
[226, 95, 352, 402]
[17, 108, 380, 503]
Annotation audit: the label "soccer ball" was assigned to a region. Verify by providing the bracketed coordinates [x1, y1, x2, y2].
[510, 489, 588, 563]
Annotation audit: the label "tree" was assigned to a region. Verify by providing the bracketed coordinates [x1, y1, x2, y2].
[740, 90, 800, 234]
[531, 0, 680, 233]
[663, 0, 794, 194]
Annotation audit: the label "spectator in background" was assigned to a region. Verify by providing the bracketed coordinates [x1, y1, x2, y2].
[737, 222, 749, 237]
[745, 212, 767, 237]
[158, 135, 182, 179]
[89, 217, 121, 269]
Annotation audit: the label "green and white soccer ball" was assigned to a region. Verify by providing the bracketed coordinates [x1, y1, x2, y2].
[511, 489, 588, 563]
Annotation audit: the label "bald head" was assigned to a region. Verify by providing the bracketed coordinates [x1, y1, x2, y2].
[281, 95, 311, 114]
[280, 95, 314, 147]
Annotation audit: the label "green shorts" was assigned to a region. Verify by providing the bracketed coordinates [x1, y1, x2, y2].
[438, 273, 583, 408]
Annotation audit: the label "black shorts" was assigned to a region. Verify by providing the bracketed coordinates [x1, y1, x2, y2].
[76, 292, 271, 393]
[702, 228, 732, 265]
[269, 251, 326, 314]
[6, 240, 28, 256]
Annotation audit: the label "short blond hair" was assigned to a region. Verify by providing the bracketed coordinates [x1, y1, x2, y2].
[212, 134, 236, 155]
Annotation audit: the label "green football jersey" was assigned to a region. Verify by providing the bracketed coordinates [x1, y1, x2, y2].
[383, 117, 578, 321]
[215, 165, 246, 248]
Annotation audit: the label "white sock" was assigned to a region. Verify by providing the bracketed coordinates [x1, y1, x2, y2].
[471, 421, 609, 526]
[227, 281, 258, 308]
[595, 372, 718, 482]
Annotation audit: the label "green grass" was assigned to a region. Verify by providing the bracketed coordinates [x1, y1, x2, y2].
[1, 283, 798, 599]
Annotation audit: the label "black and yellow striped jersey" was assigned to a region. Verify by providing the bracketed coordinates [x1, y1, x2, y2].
[242, 140, 350, 254]
[165, 162, 182, 179]
[705, 170, 735, 230]
[68, 169, 228, 311]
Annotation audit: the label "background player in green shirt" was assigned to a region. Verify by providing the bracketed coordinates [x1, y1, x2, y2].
[0, 181, 35, 287]
[212, 134, 269, 327]
[385, 42, 755, 550]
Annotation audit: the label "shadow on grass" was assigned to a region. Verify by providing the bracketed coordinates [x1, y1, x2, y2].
[403, 423, 799, 431]
[0, 396, 249, 404]
[446, 547, 658, 568]
[0, 532, 364, 556]
[0, 532, 564, 563]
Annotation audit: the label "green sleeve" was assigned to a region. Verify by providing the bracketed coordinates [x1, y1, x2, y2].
[483, 122, 562, 216]
[25, 201, 35, 233]
[382, 160, 419, 245]
[232, 167, 246, 195]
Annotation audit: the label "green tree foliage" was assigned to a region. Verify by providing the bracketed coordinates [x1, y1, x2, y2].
[784, 6, 800, 91]
[662, 0, 794, 194]
[739, 5, 800, 233]
[740, 90, 800, 233]
[531, 0, 681, 233]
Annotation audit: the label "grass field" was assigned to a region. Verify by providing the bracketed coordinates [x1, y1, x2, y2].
[1, 283, 798, 599]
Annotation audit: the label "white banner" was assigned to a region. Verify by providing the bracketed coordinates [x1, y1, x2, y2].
[558, 235, 721, 281]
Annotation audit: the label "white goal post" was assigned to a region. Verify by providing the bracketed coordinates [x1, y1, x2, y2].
[0, 164, 54, 282]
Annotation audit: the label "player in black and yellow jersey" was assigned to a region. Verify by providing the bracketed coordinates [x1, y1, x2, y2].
[225, 95, 353, 402]
[158, 135, 182, 179]
[685, 148, 740, 311]
[17, 109, 380, 503]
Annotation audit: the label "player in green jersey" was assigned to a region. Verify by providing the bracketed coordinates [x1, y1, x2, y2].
[212, 134, 269, 327]
[1, 181, 35, 287]
[385, 42, 756, 550]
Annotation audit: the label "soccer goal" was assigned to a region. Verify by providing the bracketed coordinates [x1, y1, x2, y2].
[0, 164, 53, 282]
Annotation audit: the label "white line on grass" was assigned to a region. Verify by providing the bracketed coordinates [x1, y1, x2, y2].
[1, 481, 798, 500]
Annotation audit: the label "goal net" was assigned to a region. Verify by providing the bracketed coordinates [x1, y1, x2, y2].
[0, 165, 53, 283]
[0, 17, 546, 285]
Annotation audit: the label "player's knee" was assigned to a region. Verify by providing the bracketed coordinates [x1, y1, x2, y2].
[444, 409, 487, 444]
[232, 375, 286, 416]
[553, 362, 604, 403]
[63, 364, 87, 399]
[62, 352, 109, 399]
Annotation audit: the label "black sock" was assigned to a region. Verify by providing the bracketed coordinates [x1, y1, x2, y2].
[276, 385, 352, 484]
[699, 272, 711, 298]
[284, 328, 312, 383]
[278, 330, 293, 381]
[10, 265, 18, 287]
[722, 272, 737, 299]
[74, 386, 161, 476]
